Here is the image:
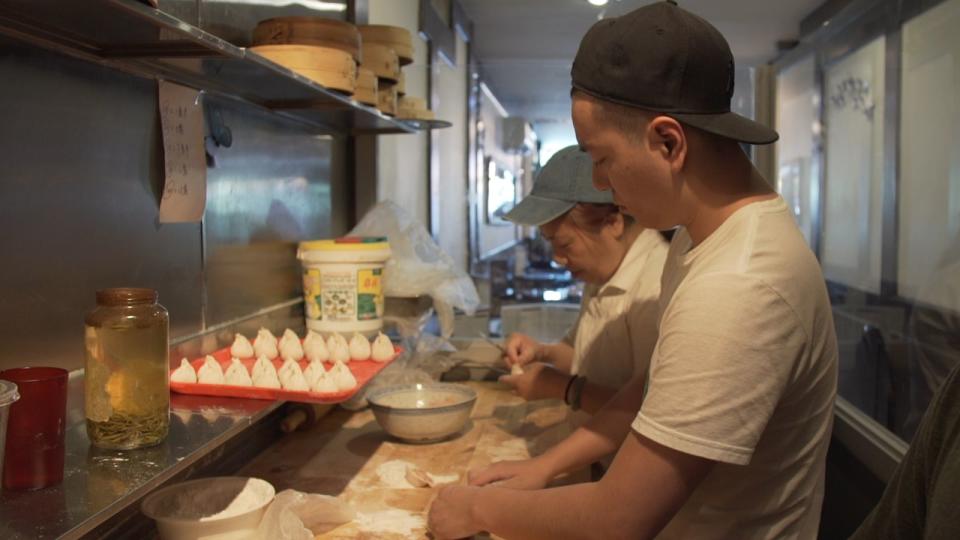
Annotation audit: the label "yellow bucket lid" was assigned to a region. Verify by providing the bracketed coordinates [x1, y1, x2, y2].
[299, 236, 390, 252]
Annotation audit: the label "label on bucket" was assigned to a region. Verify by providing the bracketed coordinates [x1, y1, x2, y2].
[357, 268, 383, 320]
[304, 269, 322, 320]
[321, 270, 357, 321]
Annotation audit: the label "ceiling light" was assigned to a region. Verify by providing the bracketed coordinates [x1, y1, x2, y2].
[588, 0, 609, 6]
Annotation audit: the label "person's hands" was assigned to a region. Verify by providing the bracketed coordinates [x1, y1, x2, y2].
[467, 457, 554, 490]
[427, 485, 482, 539]
[498, 362, 570, 402]
[503, 332, 543, 367]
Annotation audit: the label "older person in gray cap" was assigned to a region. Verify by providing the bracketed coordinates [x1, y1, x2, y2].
[498, 145, 668, 418]
[430, 2, 837, 539]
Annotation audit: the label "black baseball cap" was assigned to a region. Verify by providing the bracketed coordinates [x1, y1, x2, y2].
[504, 145, 613, 226]
[572, 0, 778, 145]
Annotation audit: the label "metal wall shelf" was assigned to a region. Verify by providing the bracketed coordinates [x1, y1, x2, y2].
[0, 0, 425, 135]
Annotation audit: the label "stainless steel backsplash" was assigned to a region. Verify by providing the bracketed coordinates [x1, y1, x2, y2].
[0, 38, 349, 372]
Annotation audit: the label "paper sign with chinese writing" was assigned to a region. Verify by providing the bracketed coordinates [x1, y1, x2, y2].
[158, 80, 206, 223]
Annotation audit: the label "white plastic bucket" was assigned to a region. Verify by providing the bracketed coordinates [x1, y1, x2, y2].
[297, 237, 392, 335]
[0, 380, 20, 474]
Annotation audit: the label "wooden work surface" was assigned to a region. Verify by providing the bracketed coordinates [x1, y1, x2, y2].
[239, 381, 586, 539]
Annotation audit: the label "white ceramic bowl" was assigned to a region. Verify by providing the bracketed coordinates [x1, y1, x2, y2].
[141, 476, 275, 540]
[367, 383, 477, 443]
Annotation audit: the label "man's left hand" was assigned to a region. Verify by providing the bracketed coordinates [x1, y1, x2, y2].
[499, 362, 571, 401]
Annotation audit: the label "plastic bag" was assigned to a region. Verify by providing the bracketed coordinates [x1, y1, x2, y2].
[350, 201, 480, 338]
[255, 489, 355, 540]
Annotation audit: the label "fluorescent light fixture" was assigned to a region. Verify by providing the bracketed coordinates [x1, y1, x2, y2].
[205, 0, 347, 12]
[588, 0, 609, 6]
[543, 290, 563, 302]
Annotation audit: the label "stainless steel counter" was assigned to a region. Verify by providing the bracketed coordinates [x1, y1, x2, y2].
[0, 374, 281, 540]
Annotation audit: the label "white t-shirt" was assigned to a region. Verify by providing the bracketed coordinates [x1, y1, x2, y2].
[564, 228, 668, 392]
[631, 197, 838, 540]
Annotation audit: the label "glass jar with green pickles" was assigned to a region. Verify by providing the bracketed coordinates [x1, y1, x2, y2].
[84, 288, 169, 450]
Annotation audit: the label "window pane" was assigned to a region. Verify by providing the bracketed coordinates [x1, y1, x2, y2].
[822, 36, 886, 294]
[776, 56, 818, 245]
[899, 0, 960, 436]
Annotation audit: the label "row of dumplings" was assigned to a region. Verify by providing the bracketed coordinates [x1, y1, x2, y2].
[171, 354, 358, 393]
[231, 328, 394, 363]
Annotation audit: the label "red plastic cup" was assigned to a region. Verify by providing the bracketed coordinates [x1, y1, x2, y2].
[1, 367, 68, 490]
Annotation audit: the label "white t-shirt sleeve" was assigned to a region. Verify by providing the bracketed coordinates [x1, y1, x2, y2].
[632, 273, 808, 465]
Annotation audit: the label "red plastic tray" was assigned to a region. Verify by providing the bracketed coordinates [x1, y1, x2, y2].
[170, 344, 402, 404]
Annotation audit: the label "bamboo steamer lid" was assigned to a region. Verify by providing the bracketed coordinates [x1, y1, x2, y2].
[355, 67, 378, 106]
[250, 44, 357, 93]
[396, 71, 406, 97]
[397, 96, 435, 120]
[361, 43, 400, 82]
[253, 17, 361, 62]
[359, 25, 414, 65]
[377, 80, 398, 116]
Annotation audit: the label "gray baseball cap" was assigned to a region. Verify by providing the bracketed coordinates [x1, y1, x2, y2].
[504, 145, 614, 226]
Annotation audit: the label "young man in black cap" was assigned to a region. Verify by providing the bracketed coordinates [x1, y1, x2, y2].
[428, 2, 838, 539]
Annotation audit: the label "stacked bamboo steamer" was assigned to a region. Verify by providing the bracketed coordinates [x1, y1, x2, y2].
[251, 17, 360, 94]
[249, 18, 435, 119]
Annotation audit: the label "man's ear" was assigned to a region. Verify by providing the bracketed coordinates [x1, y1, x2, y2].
[647, 116, 688, 174]
[605, 211, 626, 239]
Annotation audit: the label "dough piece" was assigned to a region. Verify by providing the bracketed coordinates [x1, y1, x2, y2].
[170, 358, 197, 384]
[405, 466, 432, 488]
[349, 332, 371, 361]
[511, 363, 525, 376]
[371, 332, 394, 362]
[224, 358, 253, 386]
[254, 327, 279, 359]
[279, 328, 305, 361]
[197, 355, 225, 385]
[230, 333, 255, 358]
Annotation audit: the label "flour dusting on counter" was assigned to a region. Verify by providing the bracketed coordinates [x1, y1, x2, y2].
[355, 509, 424, 536]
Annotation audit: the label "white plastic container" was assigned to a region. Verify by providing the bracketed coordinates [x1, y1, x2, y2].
[297, 237, 392, 335]
[0, 380, 20, 473]
[141, 476, 275, 540]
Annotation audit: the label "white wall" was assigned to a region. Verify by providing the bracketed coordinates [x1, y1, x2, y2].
[368, 0, 430, 228]
[434, 33, 469, 272]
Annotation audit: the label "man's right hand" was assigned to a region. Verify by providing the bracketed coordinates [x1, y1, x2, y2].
[467, 458, 554, 490]
[504, 333, 543, 367]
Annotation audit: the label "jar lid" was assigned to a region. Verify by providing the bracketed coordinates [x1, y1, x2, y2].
[0, 380, 20, 407]
[96, 288, 158, 306]
[298, 236, 390, 252]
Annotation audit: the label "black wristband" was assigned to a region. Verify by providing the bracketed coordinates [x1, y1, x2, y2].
[563, 375, 578, 405]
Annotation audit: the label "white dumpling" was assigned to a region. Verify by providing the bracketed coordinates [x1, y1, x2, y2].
[254, 328, 279, 359]
[303, 358, 326, 387]
[310, 365, 339, 393]
[511, 363, 525, 375]
[279, 360, 310, 392]
[251, 356, 281, 389]
[170, 358, 197, 383]
[278, 329, 304, 361]
[224, 358, 253, 386]
[371, 332, 394, 362]
[349, 333, 371, 361]
[197, 355, 225, 385]
[330, 359, 357, 391]
[304, 331, 329, 362]
[331, 339, 351, 363]
[230, 334, 255, 358]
